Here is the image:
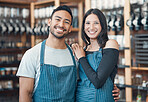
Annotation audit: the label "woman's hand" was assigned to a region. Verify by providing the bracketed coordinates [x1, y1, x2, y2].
[71, 43, 85, 60]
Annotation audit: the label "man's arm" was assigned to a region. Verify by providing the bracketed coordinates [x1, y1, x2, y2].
[19, 77, 34, 102]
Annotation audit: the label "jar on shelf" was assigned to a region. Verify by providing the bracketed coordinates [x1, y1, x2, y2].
[12, 67, 17, 75]
[0, 68, 5, 76]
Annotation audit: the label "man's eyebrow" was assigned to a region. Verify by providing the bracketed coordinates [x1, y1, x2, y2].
[55, 16, 70, 22]
[55, 16, 62, 19]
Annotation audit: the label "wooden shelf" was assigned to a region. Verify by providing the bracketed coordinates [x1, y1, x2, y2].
[0, 61, 20, 67]
[0, 0, 30, 8]
[132, 67, 148, 71]
[118, 64, 130, 69]
[0, 75, 18, 80]
[71, 28, 79, 32]
[116, 84, 148, 91]
[0, 88, 18, 93]
[34, 0, 55, 5]
[0, 48, 29, 54]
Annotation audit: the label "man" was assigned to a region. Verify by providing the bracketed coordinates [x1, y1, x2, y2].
[17, 5, 120, 102]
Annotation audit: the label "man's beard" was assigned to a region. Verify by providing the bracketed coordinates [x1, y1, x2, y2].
[51, 31, 67, 39]
[50, 26, 69, 39]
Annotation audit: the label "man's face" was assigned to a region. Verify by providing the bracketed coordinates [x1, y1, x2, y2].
[48, 10, 72, 39]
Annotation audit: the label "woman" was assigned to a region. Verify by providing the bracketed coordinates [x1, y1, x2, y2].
[72, 8, 119, 102]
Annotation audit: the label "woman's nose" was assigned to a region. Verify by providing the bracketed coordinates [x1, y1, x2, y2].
[90, 23, 94, 29]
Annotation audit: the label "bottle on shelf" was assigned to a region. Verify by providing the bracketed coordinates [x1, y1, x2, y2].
[13, 20, 20, 35]
[141, 11, 148, 30]
[106, 12, 111, 31]
[126, 12, 135, 30]
[6, 19, 14, 34]
[133, 8, 142, 31]
[1, 19, 8, 34]
[136, 89, 141, 102]
[108, 11, 117, 31]
[115, 10, 124, 32]
[146, 90, 148, 102]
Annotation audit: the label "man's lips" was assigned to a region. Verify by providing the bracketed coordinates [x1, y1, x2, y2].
[55, 26, 66, 33]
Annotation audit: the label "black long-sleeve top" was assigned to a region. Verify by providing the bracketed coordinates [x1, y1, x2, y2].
[78, 48, 119, 89]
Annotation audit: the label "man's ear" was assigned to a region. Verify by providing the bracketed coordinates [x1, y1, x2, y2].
[48, 18, 51, 26]
[69, 26, 72, 33]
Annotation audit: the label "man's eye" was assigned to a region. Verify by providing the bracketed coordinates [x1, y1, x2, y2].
[65, 21, 70, 24]
[56, 19, 60, 21]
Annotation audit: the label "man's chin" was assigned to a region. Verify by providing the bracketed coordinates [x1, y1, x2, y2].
[51, 32, 66, 39]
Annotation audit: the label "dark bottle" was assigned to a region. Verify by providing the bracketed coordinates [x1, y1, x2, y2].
[108, 14, 117, 31]
[32, 23, 38, 35]
[19, 21, 26, 35]
[141, 11, 148, 30]
[115, 11, 124, 32]
[7, 19, 14, 34]
[126, 12, 135, 30]
[36, 21, 42, 36]
[106, 12, 111, 31]
[22, 20, 32, 35]
[13, 20, 20, 35]
[1, 19, 8, 34]
[44, 19, 49, 35]
[133, 12, 142, 31]
[40, 20, 45, 35]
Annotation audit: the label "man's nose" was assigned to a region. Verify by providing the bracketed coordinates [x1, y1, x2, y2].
[59, 21, 64, 27]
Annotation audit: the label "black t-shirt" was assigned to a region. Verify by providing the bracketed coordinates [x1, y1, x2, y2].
[78, 48, 119, 89]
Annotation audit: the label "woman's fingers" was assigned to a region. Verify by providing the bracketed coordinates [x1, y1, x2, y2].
[71, 43, 80, 50]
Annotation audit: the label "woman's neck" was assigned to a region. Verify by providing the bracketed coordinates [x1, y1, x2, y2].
[87, 39, 100, 51]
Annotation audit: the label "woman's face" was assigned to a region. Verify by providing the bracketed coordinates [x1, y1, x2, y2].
[84, 14, 102, 39]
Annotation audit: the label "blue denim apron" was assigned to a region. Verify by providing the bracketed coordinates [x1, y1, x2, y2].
[32, 40, 77, 102]
[76, 48, 114, 102]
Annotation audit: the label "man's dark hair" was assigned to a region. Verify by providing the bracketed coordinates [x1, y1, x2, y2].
[50, 5, 73, 25]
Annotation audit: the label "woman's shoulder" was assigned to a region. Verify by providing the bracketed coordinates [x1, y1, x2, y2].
[104, 39, 119, 50]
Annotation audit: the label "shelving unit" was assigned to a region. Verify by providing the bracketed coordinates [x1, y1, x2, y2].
[0, 1, 31, 101]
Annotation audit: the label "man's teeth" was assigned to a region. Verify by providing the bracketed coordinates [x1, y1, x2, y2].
[57, 28, 63, 32]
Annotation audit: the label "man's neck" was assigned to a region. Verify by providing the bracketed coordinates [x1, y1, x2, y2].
[46, 34, 67, 49]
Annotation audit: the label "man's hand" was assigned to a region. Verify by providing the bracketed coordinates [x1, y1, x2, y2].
[112, 84, 120, 102]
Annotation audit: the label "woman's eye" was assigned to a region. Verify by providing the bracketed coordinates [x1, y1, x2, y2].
[94, 22, 99, 24]
[85, 22, 90, 24]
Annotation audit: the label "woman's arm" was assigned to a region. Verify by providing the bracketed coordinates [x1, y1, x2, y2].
[72, 39, 119, 89]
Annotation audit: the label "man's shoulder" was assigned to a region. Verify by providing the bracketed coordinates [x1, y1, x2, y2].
[24, 42, 42, 57]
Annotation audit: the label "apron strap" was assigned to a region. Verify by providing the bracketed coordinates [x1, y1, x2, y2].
[40, 40, 46, 66]
[65, 43, 76, 67]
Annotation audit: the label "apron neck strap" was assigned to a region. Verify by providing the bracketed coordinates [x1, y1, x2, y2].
[40, 40, 46, 66]
[65, 43, 76, 67]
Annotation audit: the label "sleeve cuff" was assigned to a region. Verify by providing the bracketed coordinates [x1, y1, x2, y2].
[78, 57, 87, 64]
